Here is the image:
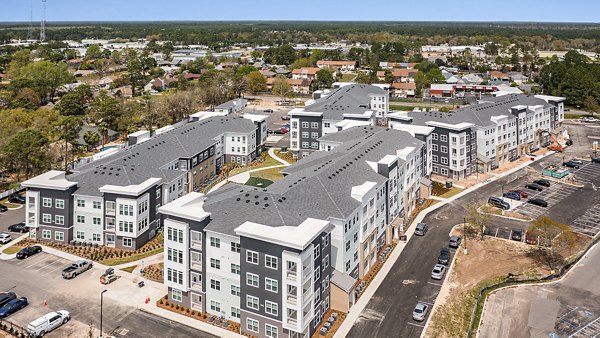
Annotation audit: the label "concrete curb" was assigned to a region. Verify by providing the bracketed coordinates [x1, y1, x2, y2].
[0, 233, 29, 260]
[476, 206, 533, 223]
[268, 147, 291, 166]
[476, 241, 600, 337]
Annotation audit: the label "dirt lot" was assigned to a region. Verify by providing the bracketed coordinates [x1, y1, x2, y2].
[425, 229, 544, 338]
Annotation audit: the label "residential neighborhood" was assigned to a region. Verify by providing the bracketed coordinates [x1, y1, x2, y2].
[1, 3, 600, 338]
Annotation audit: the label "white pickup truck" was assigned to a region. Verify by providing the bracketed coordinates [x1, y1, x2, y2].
[61, 260, 93, 279]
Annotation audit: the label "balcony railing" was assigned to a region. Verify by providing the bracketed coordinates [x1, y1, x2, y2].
[191, 282, 203, 291]
[105, 224, 116, 231]
[286, 271, 298, 281]
[287, 294, 297, 305]
[191, 261, 202, 271]
[191, 240, 202, 250]
[106, 208, 116, 216]
[287, 318, 297, 327]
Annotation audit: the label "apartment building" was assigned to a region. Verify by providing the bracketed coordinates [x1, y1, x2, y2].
[389, 94, 564, 178]
[316, 60, 357, 72]
[288, 84, 389, 158]
[21, 116, 266, 250]
[291, 67, 320, 81]
[159, 126, 430, 338]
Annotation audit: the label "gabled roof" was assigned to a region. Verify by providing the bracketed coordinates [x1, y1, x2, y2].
[300, 84, 385, 121]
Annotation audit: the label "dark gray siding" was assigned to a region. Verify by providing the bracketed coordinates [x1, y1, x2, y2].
[296, 115, 323, 152]
[33, 186, 77, 242]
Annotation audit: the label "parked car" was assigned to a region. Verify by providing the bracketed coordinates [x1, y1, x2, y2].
[431, 264, 447, 280]
[414, 223, 428, 236]
[0, 297, 28, 318]
[263, 109, 273, 113]
[533, 179, 551, 187]
[438, 247, 450, 265]
[449, 236, 462, 248]
[16, 245, 42, 259]
[592, 157, 600, 164]
[266, 129, 274, 135]
[526, 232, 538, 245]
[510, 190, 528, 198]
[412, 303, 429, 321]
[565, 139, 573, 146]
[274, 129, 286, 135]
[563, 161, 580, 169]
[0, 204, 7, 212]
[0, 233, 12, 245]
[281, 115, 290, 120]
[570, 159, 584, 166]
[26, 310, 70, 338]
[511, 230, 523, 242]
[525, 183, 544, 191]
[528, 198, 548, 207]
[488, 197, 510, 210]
[279, 127, 289, 133]
[0, 292, 16, 308]
[8, 222, 29, 233]
[503, 191, 521, 201]
[8, 195, 25, 204]
[62, 260, 93, 279]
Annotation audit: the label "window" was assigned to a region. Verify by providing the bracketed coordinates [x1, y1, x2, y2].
[265, 255, 278, 269]
[265, 278, 278, 293]
[440, 135, 447, 142]
[92, 217, 101, 226]
[246, 250, 259, 264]
[311, 132, 319, 139]
[301, 132, 309, 138]
[324, 255, 329, 269]
[345, 260, 351, 271]
[301, 122, 309, 128]
[122, 238, 132, 247]
[42, 213, 52, 223]
[266, 324, 278, 338]
[432, 133, 438, 140]
[432, 144, 438, 151]
[167, 248, 184, 264]
[231, 242, 240, 253]
[265, 301, 278, 316]
[77, 215, 85, 223]
[345, 240, 350, 251]
[311, 142, 319, 149]
[315, 287, 321, 303]
[354, 251, 358, 261]
[231, 263, 240, 275]
[246, 295, 259, 310]
[55, 231, 64, 241]
[118, 221, 134, 232]
[432, 155, 438, 163]
[167, 227, 184, 243]
[441, 168, 449, 176]
[93, 233, 101, 242]
[210, 300, 221, 313]
[311, 122, 319, 129]
[246, 273, 259, 287]
[76, 231, 85, 240]
[301, 142, 309, 149]
[324, 122, 331, 128]
[210, 279, 221, 290]
[42, 230, 51, 239]
[54, 215, 64, 225]
[353, 232, 358, 243]
[91, 201, 101, 209]
[231, 285, 241, 297]
[210, 237, 220, 248]
[314, 267, 321, 281]
[246, 318, 259, 333]
[441, 157, 448, 165]
[440, 146, 448, 153]
[231, 307, 240, 319]
[77, 199, 85, 207]
[171, 289, 183, 302]
[55, 199, 64, 209]
[210, 258, 221, 269]
[42, 198, 52, 207]
[314, 244, 320, 258]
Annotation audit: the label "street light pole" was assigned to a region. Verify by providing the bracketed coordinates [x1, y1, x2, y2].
[463, 216, 468, 255]
[100, 289, 107, 338]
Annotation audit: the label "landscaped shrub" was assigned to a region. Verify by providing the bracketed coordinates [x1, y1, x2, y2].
[191, 311, 195, 315]
[159, 299, 163, 305]
[175, 305, 179, 310]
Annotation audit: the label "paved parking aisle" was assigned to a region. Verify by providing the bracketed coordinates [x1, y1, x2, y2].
[10, 253, 73, 279]
[513, 183, 580, 219]
[571, 162, 600, 186]
[571, 203, 600, 236]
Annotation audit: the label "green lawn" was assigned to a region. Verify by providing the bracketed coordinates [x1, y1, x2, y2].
[229, 152, 282, 176]
[564, 113, 593, 120]
[120, 265, 137, 273]
[245, 177, 275, 188]
[390, 104, 417, 111]
[250, 166, 285, 182]
[2, 245, 24, 255]
[340, 73, 356, 82]
[99, 248, 164, 266]
[439, 187, 465, 199]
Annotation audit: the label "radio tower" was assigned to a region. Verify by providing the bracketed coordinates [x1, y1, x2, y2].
[39, 0, 46, 41]
[27, 0, 33, 41]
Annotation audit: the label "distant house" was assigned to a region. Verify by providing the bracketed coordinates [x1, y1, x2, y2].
[489, 70, 510, 82]
[391, 68, 418, 83]
[259, 69, 276, 77]
[214, 98, 247, 114]
[391, 82, 416, 98]
[183, 73, 203, 81]
[65, 59, 83, 68]
[379, 62, 418, 69]
[509, 72, 529, 84]
[267, 78, 313, 94]
[291, 67, 320, 80]
[74, 69, 96, 77]
[316, 60, 357, 72]
[144, 77, 175, 93]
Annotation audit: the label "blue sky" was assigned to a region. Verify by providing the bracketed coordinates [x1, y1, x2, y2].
[1, 0, 599, 22]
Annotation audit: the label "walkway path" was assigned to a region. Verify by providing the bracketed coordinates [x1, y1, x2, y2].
[208, 148, 291, 193]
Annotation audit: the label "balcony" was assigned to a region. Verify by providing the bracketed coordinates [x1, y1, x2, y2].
[28, 203, 35, 210]
[191, 281, 203, 291]
[191, 260, 202, 271]
[191, 240, 202, 250]
[287, 294, 297, 305]
[286, 271, 298, 281]
[287, 318, 298, 327]
[106, 208, 116, 216]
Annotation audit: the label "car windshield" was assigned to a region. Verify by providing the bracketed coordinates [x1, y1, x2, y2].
[415, 308, 423, 313]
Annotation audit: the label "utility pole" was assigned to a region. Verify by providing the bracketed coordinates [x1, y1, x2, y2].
[39, 0, 46, 41]
[27, 0, 33, 41]
[463, 217, 467, 255]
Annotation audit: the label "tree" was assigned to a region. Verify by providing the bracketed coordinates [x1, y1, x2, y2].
[583, 96, 600, 117]
[466, 204, 492, 240]
[527, 216, 576, 270]
[272, 76, 292, 102]
[89, 91, 122, 130]
[85, 44, 102, 60]
[289, 58, 313, 70]
[53, 116, 83, 171]
[98, 122, 109, 147]
[3, 129, 49, 179]
[126, 56, 144, 97]
[83, 130, 101, 151]
[11, 61, 74, 104]
[355, 71, 373, 84]
[246, 71, 267, 94]
[313, 69, 334, 90]
[56, 92, 86, 116]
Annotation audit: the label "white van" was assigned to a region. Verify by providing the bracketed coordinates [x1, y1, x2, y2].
[26, 310, 70, 337]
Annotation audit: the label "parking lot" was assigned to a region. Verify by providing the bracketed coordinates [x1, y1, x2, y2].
[484, 225, 525, 242]
[571, 203, 600, 237]
[513, 182, 581, 219]
[0, 207, 25, 233]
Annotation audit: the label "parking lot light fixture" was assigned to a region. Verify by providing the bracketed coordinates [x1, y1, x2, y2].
[101, 289, 108, 338]
[463, 217, 468, 255]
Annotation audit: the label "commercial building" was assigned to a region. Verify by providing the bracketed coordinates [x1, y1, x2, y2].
[21, 115, 267, 250]
[288, 84, 389, 158]
[159, 125, 431, 338]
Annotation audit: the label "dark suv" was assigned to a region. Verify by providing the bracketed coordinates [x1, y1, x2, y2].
[0, 292, 16, 308]
[525, 183, 544, 191]
[8, 195, 25, 204]
[488, 197, 510, 210]
[533, 179, 551, 187]
[438, 247, 450, 265]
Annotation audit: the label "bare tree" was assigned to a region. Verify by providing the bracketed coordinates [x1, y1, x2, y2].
[465, 203, 492, 240]
[527, 216, 577, 270]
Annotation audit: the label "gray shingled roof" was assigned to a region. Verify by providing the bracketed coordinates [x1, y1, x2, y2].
[203, 126, 420, 236]
[406, 94, 553, 128]
[303, 84, 386, 121]
[69, 117, 256, 196]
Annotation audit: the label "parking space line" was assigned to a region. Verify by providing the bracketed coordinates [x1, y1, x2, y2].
[407, 322, 425, 328]
[18, 254, 47, 267]
[44, 264, 66, 276]
[427, 282, 443, 287]
[420, 301, 435, 306]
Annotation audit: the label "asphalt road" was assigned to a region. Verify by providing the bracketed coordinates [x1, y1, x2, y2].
[0, 253, 216, 338]
[348, 124, 600, 338]
[0, 206, 25, 233]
